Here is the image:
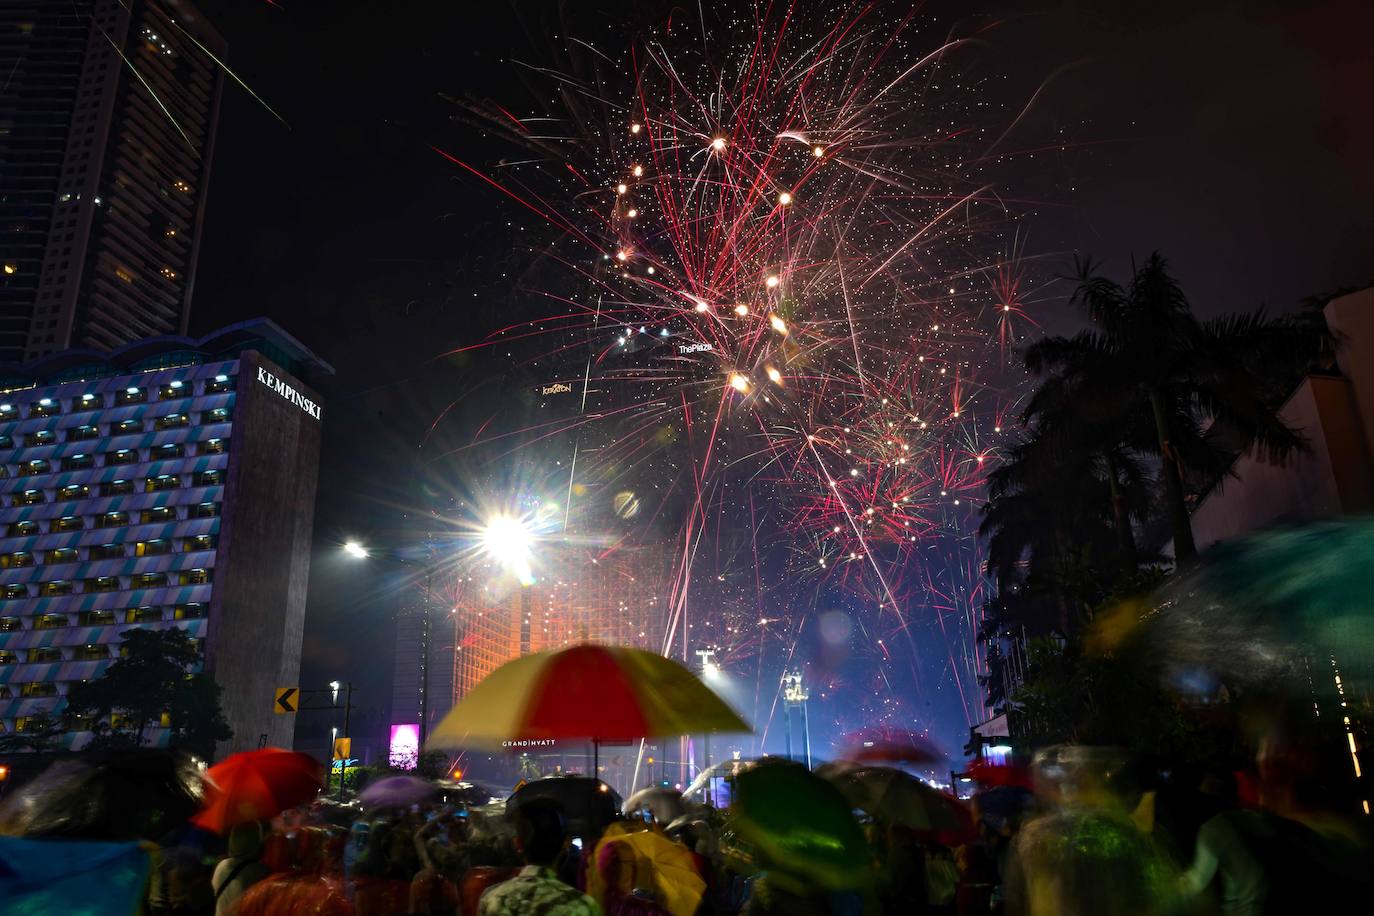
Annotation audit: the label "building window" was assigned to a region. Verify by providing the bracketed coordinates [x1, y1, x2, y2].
[186, 534, 216, 552]
[68, 424, 100, 441]
[180, 568, 211, 586]
[101, 480, 134, 497]
[135, 539, 171, 557]
[141, 507, 177, 524]
[20, 682, 58, 698]
[79, 609, 116, 626]
[158, 380, 188, 399]
[29, 399, 60, 418]
[192, 502, 219, 519]
[205, 374, 234, 394]
[90, 544, 124, 560]
[116, 387, 146, 405]
[97, 511, 128, 529]
[154, 413, 189, 430]
[0, 404, 15, 419]
[11, 489, 43, 507]
[107, 449, 138, 466]
[0, 617, 18, 631]
[62, 454, 94, 471]
[193, 470, 223, 487]
[131, 572, 167, 589]
[200, 438, 226, 455]
[58, 483, 90, 500]
[50, 516, 84, 533]
[86, 576, 120, 593]
[126, 606, 162, 623]
[45, 548, 79, 565]
[145, 474, 180, 492]
[19, 459, 51, 477]
[205, 407, 230, 423]
[27, 647, 62, 663]
[0, 651, 15, 665]
[1, 584, 27, 600]
[116, 418, 143, 434]
[174, 603, 207, 620]
[39, 580, 74, 596]
[0, 434, 14, 448]
[0, 552, 33, 569]
[6, 521, 37, 537]
[155, 443, 186, 459]
[73, 644, 108, 661]
[23, 430, 56, 447]
[33, 613, 67, 629]
[76, 393, 104, 409]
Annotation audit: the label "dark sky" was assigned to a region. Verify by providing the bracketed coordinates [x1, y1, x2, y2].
[189, 0, 1374, 762]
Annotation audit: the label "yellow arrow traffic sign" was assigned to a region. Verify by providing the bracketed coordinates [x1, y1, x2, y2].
[274, 687, 298, 714]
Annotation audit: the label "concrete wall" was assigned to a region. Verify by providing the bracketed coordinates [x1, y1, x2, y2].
[206, 352, 322, 754]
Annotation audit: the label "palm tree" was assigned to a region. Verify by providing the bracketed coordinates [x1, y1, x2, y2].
[1028, 253, 1325, 563]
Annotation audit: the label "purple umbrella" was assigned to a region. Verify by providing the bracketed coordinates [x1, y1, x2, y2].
[359, 775, 439, 810]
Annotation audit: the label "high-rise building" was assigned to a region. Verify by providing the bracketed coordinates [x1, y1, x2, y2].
[0, 0, 224, 361]
[0, 319, 329, 753]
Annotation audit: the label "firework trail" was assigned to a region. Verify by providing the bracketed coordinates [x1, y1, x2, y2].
[435, 2, 1047, 744]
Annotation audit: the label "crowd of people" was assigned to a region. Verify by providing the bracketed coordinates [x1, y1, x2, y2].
[1, 737, 1371, 915]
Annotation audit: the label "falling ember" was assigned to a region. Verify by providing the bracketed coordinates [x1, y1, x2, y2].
[778, 191, 793, 206]
[630, 122, 642, 134]
[694, 301, 710, 313]
[766, 366, 783, 384]
[769, 314, 787, 334]
[765, 275, 780, 288]
[710, 136, 726, 151]
[728, 372, 750, 392]
[734, 303, 750, 316]
[616, 183, 628, 194]
[632, 165, 643, 177]
[812, 145, 825, 157]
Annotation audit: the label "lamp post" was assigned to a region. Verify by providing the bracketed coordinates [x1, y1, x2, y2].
[342, 540, 437, 748]
[694, 647, 718, 788]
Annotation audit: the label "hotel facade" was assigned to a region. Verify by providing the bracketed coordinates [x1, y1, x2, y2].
[0, 319, 329, 753]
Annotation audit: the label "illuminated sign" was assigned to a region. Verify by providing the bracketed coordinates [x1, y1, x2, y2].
[256, 367, 322, 420]
[503, 738, 557, 749]
[678, 342, 713, 354]
[542, 383, 572, 395]
[389, 723, 420, 768]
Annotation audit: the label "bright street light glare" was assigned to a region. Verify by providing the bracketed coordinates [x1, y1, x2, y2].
[703, 661, 721, 679]
[480, 515, 536, 586]
[343, 541, 369, 559]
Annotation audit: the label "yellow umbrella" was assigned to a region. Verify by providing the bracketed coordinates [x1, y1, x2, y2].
[588, 824, 706, 916]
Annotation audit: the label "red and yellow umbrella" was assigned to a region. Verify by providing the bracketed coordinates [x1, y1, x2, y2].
[427, 643, 748, 748]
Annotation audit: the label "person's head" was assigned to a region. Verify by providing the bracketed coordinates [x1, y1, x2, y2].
[227, 821, 265, 859]
[513, 799, 568, 867]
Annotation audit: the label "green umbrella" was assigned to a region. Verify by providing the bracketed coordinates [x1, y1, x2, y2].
[729, 760, 870, 890]
[1135, 520, 1374, 690]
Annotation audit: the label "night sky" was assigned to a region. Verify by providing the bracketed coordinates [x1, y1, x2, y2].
[189, 0, 1374, 764]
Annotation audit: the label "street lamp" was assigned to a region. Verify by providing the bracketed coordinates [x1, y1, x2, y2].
[342, 539, 439, 750]
[479, 514, 535, 586]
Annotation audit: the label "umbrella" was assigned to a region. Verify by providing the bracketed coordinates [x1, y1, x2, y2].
[591, 827, 707, 916]
[681, 756, 786, 805]
[966, 759, 1034, 790]
[0, 751, 208, 841]
[839, 727, 944, 765]
[426, 643, 749, 767]
[192, 749, 322, 833]
[729, 760, 869, 890]
[819, 763, 972, 838]
[359, 775, 438, 810]
[507, 776, 623, 839]
[0, 836, 152, 914]
[624, 786, 686, 824]
[1103, 521, 1374, 692]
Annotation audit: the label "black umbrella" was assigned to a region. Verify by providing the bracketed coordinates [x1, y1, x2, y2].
[0, 750, 209, 841]
[506, 775, 621, 838]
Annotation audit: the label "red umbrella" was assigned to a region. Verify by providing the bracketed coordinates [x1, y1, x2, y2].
[966, 759, 1034, 790]
[193, 749, 322, 833]
[839, 727, 943, 765]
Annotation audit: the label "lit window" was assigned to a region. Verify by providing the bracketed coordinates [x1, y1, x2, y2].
[62, 454, 94, 471]
[86, 576, 120, 593]
[131, 572, 168, 589]
[186, 534, 216, 552]
[201, 438, 226, 454]
[0, 552, 32, 569]
[23, 430, 55, 447]
[205, 375, 234, 394]
[192, 502, 220, 519]
[0, 651, 14, 664]
[114, 267, 135, 283]
[126, 607, 162, 623]
[116, 387, 146, 405]
[97, 511, 128, 529]
[154, 413, 188, 430]
[159, 267, 177, 279]
[0, 617, 20, 632]
[135, 539, 171, 556]
[20, 682, 58, 698]
[5, 522, 37, 537]
[116, 418, 142, 434]
[173, 180, 190, 192]
[68, 424, 100, 441]
[107, 449, 138, 465]
[155, 443, 186, 459]
[27, 647, 62, 663]
[174, 603, 207, 620]
[79, 610, 116, 627]
[58, 484, 89, 500]
[39, 580, 74, 596]
[12, 490, 44, 507]
[140, 507, 177, 524]
[1, 584, 28, 600]
[45, 548, 78, 565]
[74, 644, 108, 661]
[180, 568, 211, 586]
[145, 474, 181, 492]
[193, 470, 222, 487]
[101, 480, 134, 497]
[19, 459, 50, 476]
